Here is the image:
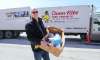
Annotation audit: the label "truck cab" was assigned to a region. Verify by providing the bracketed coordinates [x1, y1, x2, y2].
[92, 13, 100, 40]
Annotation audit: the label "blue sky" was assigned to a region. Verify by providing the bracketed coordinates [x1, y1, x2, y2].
[0, 0, 100, 11]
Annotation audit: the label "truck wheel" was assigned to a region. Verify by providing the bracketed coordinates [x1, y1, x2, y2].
[0, 31, 4, 39]
[80, 34, 86, 40]
[4, 31, 13, 39]
[14, 31, 20, 38]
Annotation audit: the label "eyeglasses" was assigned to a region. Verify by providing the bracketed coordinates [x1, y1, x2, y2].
[32, 11, 38, 14]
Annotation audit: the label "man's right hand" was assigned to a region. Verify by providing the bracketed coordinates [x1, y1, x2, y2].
[41, 40, 48, 46]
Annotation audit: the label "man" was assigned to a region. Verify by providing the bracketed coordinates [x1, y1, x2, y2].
[25, 9, 50, 60]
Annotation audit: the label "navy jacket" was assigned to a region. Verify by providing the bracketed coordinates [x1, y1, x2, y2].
[25, 17, 47, 50]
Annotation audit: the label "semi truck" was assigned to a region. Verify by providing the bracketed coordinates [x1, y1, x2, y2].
[38, 5, 100, 43]
[0, 5, 100, 43]
[0, 7, 31, 38]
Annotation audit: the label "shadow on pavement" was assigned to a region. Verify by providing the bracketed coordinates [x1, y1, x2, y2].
[65, 38, 100, 49]
[0, 37, 100, 49]
[0, 37, 30, 45]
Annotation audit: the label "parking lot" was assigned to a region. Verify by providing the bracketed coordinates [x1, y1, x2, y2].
[0, 35, 100, 60]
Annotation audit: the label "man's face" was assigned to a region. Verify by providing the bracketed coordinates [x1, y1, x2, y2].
[32, 9, 38, 18]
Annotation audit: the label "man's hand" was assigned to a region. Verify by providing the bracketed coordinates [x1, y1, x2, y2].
[42, 33, 49, 41]
[41, 40, 48, 46]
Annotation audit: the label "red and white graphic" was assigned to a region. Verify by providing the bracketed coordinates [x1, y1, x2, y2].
[52, 10, 79, 20]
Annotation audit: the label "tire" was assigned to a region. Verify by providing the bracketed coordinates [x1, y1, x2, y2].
[14, 31, 20, 38]
[4, 31, 13, 39]
[0, 31, 4, 39]
[80, 34, 86, 40]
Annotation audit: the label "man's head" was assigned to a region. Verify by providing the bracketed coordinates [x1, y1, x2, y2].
[32, 9, 38, 19]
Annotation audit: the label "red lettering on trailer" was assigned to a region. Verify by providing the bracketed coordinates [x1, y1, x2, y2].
[66, 10, 78, 16]
[52, 10, 79, 20]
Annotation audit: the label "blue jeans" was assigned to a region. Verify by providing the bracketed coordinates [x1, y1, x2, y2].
[31, 44, 50, 60]
[33, 50, 50, 60]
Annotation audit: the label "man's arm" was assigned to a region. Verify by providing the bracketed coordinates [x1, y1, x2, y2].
[42, 28, 49, 41]
[39, 18, 48, 35]
[25, 23, 34, 41]
[38, 18, 49, 40]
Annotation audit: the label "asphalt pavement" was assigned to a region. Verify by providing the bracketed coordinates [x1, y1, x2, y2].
[0, 37, 100, 60]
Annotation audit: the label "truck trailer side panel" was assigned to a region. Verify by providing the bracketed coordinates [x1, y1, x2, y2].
[38, 5, 91, 33]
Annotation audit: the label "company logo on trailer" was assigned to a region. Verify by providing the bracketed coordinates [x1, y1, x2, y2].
[52, 10, 79, 20]
[6, 11, 29, 18]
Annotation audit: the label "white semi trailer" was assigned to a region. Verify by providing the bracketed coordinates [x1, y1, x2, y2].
[37, 5, 100, 43]
[0, 5, 100, 43]
[0, 7, 31, 38]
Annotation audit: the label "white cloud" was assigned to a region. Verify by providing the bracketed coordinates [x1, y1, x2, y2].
[0, 0, 99, 12]
[0, 0, 31, 9]
[0, 0, 55, 9]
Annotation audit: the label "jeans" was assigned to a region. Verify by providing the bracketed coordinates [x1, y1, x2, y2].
[31, 44, 50, 60]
